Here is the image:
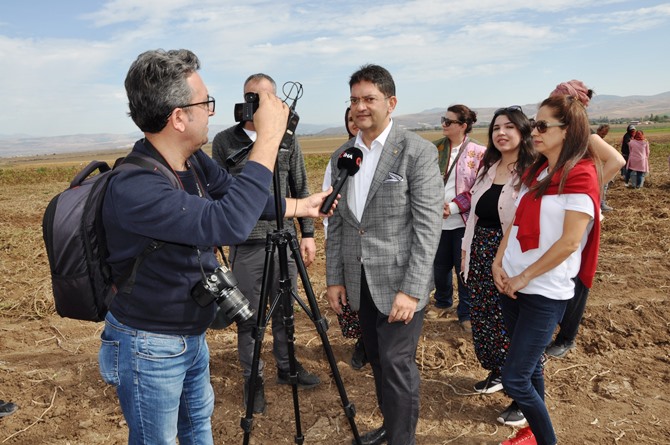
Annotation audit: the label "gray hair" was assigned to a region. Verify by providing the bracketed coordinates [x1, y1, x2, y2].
[125, 49, 200, 133]
[243, 73, 277, 94]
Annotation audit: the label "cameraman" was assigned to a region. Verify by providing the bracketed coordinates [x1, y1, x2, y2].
[211, 74, 319, 414]
[98, 49, 332, 445]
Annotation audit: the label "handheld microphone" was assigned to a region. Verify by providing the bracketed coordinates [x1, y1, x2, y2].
[319, 146, 363, 214]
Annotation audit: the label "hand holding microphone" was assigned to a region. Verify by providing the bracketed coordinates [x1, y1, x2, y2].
[319, 146, 363, 214]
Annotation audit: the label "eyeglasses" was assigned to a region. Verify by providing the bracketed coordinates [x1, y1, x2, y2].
[178, 95, 216, 113]
[441, 117, 464, 127]
[529, 119, 565, 133]
[494, 105, 523, 115]
[347, 96, 389, 106]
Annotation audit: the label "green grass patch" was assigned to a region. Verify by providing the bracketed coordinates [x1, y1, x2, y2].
[304, 153, 330, 173]
[0, 165, 80, 186]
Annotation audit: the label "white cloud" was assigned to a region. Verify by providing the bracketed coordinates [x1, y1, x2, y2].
[567, 3, 670, 31]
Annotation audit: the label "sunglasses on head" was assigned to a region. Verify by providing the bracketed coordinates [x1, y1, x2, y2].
[441, 116, 463, 127]
[529, 119, 565, 133]
[494, 105, 523, 115]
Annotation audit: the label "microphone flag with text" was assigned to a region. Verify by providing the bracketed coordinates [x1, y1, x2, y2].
[319, 146, 363, 214]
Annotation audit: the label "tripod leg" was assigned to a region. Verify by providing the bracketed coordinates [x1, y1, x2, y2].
[277, 232, 305, 445]
[241, 229, 361, 444]
[242, 236, 276, 445]
[286, 233, 362, 445]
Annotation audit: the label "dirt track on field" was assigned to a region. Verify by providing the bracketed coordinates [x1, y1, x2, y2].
[1, 132, 669, 444]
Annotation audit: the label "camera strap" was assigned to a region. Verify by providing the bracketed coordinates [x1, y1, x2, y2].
[195, 246, 230, 283]
[443, 137, 468, 184]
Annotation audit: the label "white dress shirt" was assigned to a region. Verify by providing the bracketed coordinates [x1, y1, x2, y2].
[348, 120, 394, 221]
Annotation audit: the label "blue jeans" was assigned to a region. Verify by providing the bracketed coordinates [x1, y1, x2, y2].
[500, 292, 568, 445]
[433, 228, 470, 320]
[625, 170, 645, 188]
[98, 312, 215, 445]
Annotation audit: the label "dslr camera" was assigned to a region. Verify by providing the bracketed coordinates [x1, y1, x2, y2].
[192, 265, 253, 328]
[234, 92, 259, 122]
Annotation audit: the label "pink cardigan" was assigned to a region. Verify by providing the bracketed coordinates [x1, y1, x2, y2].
[462, 160, 519, 281]
[435, 138, 486, 223]
[627, 139, 649, 172]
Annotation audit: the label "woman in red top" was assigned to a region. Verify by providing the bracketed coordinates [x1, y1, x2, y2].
[492, 95, 601, 445]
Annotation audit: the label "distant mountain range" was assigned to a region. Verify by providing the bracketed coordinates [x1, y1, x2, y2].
[317, 91, 670, 135]
[1, 92, 669, 158]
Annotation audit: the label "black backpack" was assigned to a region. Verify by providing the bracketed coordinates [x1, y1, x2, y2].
[42, 153, 179, 321]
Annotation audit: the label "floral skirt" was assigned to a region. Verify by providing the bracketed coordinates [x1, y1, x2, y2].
[337, 301, 362, 339]
[468, 225, 510, 373]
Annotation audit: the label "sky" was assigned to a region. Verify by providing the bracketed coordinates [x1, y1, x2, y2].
[1, 0, 669, 138]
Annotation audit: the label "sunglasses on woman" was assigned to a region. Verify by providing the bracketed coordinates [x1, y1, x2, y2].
[494, 105, 523, 115]
[529, 119, 565, 133]
[441, 116, 463, 127]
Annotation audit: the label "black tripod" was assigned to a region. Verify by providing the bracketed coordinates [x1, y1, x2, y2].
[240, 156, 362, 445]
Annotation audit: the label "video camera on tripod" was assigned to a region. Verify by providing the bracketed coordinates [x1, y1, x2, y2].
[227, 83, 302, 167]
[231, 81, 363, 444]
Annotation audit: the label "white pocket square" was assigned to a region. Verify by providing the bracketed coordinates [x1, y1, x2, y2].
[384, 172, 404, 183]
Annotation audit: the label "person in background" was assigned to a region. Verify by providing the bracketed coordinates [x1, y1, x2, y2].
[544, 80, 624, 359]
[462, 106, 535, 428]
[427, 104, 486, 333]
[596, 124, 610, 139]
[493, 94, 601, 445]
[0, 399, 18, 418]
[625, 130, 650, 188]
[621, 124, 636, 179]
[322, 107, 367, 370]
[326, 64, 442, 445]
[595, 124, 613, 212]
[548, 81, 624, 183]
[99, 49, 332, 444]
[211, 73, 320, 414]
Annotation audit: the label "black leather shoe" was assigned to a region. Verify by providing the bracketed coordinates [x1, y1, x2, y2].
[243, 375, 266, 414]
[277, 362, 320, 389]
[0, 400, 18, 418]
[350, 339, 368, 370]
[352, 426, 387, 445]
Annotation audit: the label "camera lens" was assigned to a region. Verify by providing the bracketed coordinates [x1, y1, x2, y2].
[213, 287, 254, 329]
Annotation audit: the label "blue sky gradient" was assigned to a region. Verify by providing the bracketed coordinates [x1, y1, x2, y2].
[1, 0, 669, 137]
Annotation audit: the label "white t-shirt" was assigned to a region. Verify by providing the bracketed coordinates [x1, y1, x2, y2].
[502, 169, 595, 300]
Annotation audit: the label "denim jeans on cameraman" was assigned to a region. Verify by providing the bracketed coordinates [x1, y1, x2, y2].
[98, 312, 215, 445]
[500, 292, 568, 445]
[433, 227, 471, 321]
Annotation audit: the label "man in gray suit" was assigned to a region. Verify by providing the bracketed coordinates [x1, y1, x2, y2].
[326, 65, 442, 445]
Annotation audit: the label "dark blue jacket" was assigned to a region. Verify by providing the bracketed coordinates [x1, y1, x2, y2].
[103, 139, 283, 334]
